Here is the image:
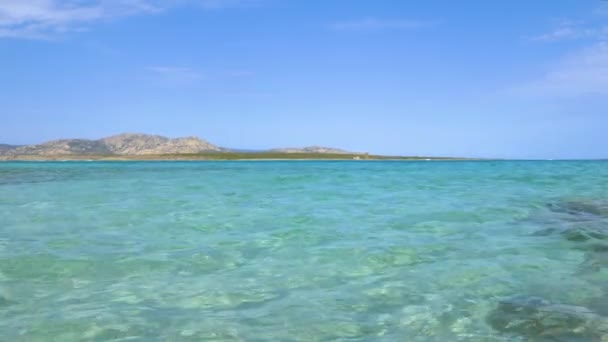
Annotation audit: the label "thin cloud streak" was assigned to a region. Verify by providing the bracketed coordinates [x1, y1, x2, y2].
[332, 18, 436, 32]
[147, 66, 202, 81]
[530, 27, 583, 42]
[596, 3, 608, 16]
[0, 0, 103, 38]
[515, 42, 608, 97]
[196, 0, 257, 9]
[529, 21, 608, 42]
[0, 0, 254, 39]
[227, 70, 256, 77]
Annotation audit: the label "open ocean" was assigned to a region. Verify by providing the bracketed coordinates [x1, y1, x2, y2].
[1, 160, 607, 341]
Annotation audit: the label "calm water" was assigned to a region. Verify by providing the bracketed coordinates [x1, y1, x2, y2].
[1, 161, 608, 341]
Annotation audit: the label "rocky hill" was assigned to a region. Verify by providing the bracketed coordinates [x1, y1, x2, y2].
[0, 144, 18, 153]
[0, 134, 360, 158]
[2, 133, 223, 156]
[270, 146, 352, 154]
[100, 134, 222, 155]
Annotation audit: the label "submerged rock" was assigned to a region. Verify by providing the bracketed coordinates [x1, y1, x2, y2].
[533, 223, 608, 272]
[532, 222, 608, 243]
[0, 294, 15, 307]
[548, 200, 608, 219]
[563, 226, 608, 242]
[487, 295, 608, 341]
[533, 224, 608, 242]
[533, 200, 608, 273]
[533, 199, 608, 241]
[579, 243, 608, 274]
[585, 296, 608, 317]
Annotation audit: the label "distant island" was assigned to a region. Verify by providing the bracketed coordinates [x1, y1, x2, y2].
[0, 133, 464, 161]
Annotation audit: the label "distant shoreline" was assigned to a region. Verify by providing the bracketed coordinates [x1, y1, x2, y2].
[0, 152, 473, 161]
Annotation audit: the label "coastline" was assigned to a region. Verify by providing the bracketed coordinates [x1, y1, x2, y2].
[0, 153, 473, 162]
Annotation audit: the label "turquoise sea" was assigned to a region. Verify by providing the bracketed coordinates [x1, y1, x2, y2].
[1, 161, 608, 341]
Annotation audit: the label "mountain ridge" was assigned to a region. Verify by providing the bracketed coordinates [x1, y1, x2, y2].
[0, 144, 19, 153]
[1, 133, 223, 156]
[0, 133, 352, 156]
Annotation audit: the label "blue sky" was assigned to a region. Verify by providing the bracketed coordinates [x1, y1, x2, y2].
[1, 0, 607, 158]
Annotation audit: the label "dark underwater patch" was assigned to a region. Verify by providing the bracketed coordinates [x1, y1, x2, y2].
[547, 200, 608, 219]
[487, 295, 608, 341]
[530, 199, 608, 273]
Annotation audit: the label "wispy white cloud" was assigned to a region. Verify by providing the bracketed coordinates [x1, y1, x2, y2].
[196, 0, 256, 9]
[529, 21, 608, 42]
[596, 2, 608, 16]
[227, 70, 255, 77]
[0, 0, 254, 39]
[530, 27, 582, 42]
[0, 0, 161, 39]
[515, 42, 608, 97]
[82, 40, 122, 56]
[0, 1, 97, 38]
[519, 7, 608, 99]
[146, 66, 259, 85]
[147, 66, 202, 82]
[332, 18, 436, 32]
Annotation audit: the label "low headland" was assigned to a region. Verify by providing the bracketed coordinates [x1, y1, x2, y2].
[0, 133, 469, 161]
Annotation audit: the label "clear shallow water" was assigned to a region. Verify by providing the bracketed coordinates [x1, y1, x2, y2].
[1, 160, 607, 341]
